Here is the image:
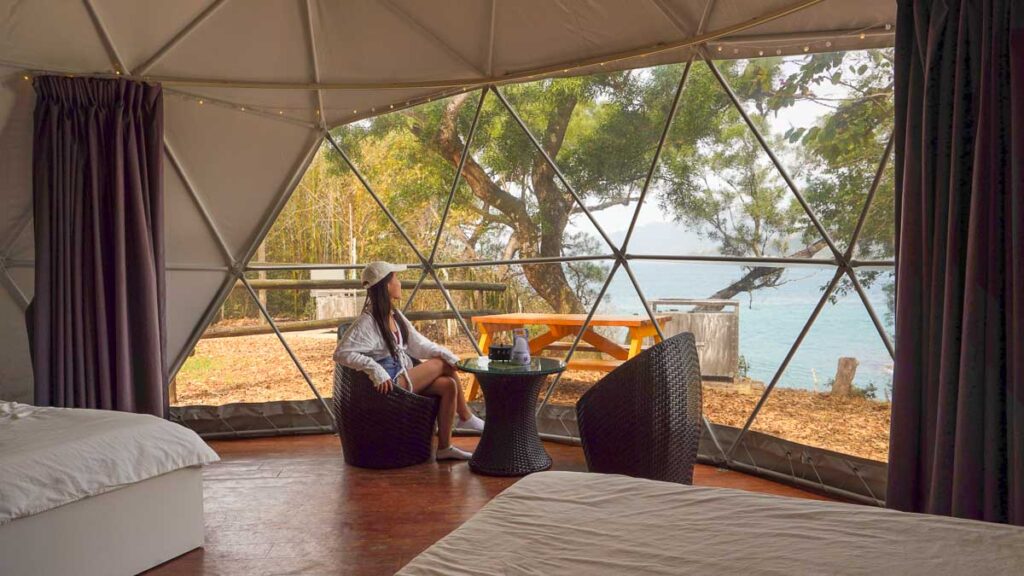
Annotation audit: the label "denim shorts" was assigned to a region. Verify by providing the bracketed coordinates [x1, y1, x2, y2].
[375, 356, 403, 381]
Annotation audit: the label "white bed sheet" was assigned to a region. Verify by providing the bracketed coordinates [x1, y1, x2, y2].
[0, 401, 218, 524]
[399, 471, 1024, 576]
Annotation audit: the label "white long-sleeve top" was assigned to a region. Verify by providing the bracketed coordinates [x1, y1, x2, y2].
[333, 310, 460, 388]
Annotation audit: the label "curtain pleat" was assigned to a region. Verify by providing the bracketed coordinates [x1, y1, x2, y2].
[889, 0, 1024, 525]
[31, 76, 166, 417]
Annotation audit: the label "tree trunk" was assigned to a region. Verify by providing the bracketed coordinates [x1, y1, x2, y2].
[832, 357, 859, 396]
[521, 263, 585, 313]
[421, 93, 585, 314]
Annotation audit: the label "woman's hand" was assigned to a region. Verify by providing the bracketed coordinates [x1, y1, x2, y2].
[375, 379, 393, 394]
[440, 359, 458, 377]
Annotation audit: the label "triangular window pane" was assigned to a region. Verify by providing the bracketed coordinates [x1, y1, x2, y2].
[544, 263, 664, 408]
[173, 278, 323, 407]
[747, 276, 894, 462]
[326, 92, 483, 258]
[851, 166, 896, 262]
[500, 64, 687, 234]
[617, 259, 829, 428]
[257, 142, 421, 266]
[434, 91, 615, 264]
[629, 60, 830, 261]
[719, 50, 895, 256]
[433, 260, 614, 404]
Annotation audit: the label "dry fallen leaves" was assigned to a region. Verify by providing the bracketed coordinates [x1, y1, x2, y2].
[175, 332, 891, 462]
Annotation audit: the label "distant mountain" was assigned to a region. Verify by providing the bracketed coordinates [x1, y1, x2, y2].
[605, 220, 832, 259]
[608, 220, 710, 255]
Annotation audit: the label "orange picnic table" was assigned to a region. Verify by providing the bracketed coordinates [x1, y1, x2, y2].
[467, 312, 671, 400]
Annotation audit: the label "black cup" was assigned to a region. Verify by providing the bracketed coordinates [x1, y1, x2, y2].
[488, 344, 512, 362]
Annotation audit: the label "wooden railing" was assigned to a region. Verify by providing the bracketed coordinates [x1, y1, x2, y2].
[235, 279, 506, 291]
[203, 309, 499, 339]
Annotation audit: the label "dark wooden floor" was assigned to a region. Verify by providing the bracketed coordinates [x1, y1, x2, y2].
[148, 434, 828, 575]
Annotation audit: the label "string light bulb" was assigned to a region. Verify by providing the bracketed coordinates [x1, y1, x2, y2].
[23, 74, 30, 81]
[733, 48, 739, 55]
[826, 41, 832, 48]
[776, 49, 782, 55]
[885, 23, 892, 31]
[198, 99, 204, 105]
[758, 50, 764, 56]
[803, 46, 810, 52]
[716, 46, 723, 52]
[240, 106, 246, 111]
[278, 110, 284, 115]
[859, 32, 866, 40]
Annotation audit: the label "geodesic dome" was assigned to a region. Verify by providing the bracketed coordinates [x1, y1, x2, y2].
[0, 0, 896, 502]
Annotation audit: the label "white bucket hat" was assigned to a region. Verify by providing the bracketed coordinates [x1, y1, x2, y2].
[361, 261, 407, 288]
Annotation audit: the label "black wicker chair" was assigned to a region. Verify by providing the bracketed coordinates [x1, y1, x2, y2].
[333, 363, 440, 469]
[575, 332, 702, 484]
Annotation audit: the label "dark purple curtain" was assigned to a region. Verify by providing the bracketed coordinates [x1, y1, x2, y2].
[889, 0, 1024, 525]
[32, 77, 166, 417]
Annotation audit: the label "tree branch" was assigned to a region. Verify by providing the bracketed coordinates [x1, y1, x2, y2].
[695, 238, 829, 311]
[570, 195, 639, 215]
[411, 93, 534, 228]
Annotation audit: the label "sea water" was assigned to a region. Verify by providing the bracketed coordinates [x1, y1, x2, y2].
[601, 262, 894, 395]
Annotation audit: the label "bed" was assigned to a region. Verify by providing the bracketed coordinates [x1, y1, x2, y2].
[0, 401, 220, 576]
[399, 471, 1024, 575]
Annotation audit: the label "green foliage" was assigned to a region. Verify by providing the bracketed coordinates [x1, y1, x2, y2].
[252, 49, 895, 319]
[792, 50, 895, 260]
[178, 354, 219, 380]
[853, 381, 879, 400]
[852, 379, 893, 402]
[650, 59, 821, 310]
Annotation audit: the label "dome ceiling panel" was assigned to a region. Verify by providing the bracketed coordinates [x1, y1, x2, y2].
[312, 0, 484, 82]
[91, 0, 217, 73]
[163, 91, 321, 260]
[0, 0, 111, 71]
[147, 0, 314, 83]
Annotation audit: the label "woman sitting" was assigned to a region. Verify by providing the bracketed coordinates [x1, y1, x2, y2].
[334, 261, 485, 461]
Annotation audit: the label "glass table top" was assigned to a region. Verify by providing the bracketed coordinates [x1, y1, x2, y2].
[456, 356, 566, 376]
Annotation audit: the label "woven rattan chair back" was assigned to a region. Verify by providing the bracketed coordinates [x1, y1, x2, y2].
[575, 332, 702, 484]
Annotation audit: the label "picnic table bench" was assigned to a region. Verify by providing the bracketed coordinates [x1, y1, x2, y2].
[467, 312, 670, 400]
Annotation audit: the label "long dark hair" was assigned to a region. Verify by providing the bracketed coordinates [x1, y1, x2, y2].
[367, 272, 408, 359]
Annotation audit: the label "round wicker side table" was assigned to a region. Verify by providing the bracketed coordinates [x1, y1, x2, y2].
[456, 357, 565, 476]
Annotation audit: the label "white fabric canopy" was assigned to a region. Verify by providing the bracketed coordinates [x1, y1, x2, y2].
[0, 0, 894, 403]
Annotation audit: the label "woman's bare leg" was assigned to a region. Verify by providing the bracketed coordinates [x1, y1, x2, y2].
[403, 358, 446, 393]
[439, 361, 472, 421]
[425, 376, 456, 449]
[401, 359, 472, 422]
[399, 359, 458, 447]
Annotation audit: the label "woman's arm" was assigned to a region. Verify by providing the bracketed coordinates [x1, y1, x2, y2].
[398, 311, 461, 365]
[334, 317, 393, 386]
